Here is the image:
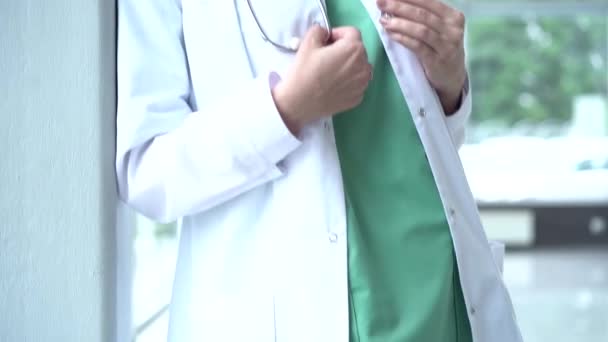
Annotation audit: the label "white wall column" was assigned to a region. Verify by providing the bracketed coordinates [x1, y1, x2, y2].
[0, 1, 123, 341]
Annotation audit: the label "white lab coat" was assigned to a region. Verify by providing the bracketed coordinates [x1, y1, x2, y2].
[116, 0, 523, 341]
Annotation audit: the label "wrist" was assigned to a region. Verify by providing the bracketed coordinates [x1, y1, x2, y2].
[437, 87, 463, 115]
[272, 81, 305, 135]
[435, 72, 467, 116]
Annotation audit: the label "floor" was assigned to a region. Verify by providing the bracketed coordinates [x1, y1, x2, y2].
[504, 248, 608, 342]
[134, 244, 608, 342]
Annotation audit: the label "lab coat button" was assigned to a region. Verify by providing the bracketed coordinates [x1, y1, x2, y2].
[418, 107, 426, 117]
[449, 208, 456, 217]
[328, 232, 338, 243]
[470, 307, 476, 315]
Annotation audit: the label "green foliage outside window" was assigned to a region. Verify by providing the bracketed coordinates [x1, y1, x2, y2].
[467, 16, 607, 127]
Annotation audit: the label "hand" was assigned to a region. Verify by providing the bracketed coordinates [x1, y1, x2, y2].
[377, 0, 467, 113]
[273, 26, 373, 134]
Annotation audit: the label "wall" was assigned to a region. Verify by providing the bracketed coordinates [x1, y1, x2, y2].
[0, 1, 120, 341]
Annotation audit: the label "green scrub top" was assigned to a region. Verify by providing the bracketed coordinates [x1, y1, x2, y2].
[326, 1, 473, 341]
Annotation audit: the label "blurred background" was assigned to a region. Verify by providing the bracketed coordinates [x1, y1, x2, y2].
[131, 1, 608, 341]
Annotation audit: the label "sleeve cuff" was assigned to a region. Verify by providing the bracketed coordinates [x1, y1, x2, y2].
[237, 71, 302, 166]
[445, 79, 472, 129]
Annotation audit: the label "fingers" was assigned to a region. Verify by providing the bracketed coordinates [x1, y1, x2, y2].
[359, 62, 374, 83]
[329, 27, 367, 59]
[378, 0, 444, 36]
[302, 24, 330, 49]
[381, 17, 443, 55]
[346, 66, 373, 108]
[330, 26, 362, 42]
[378, 0, 465, 25]
[389, 32, 435, 60]
[377, 0, 465, 60]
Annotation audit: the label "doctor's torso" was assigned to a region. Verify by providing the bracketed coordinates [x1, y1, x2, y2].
[116, 1, 523, 341]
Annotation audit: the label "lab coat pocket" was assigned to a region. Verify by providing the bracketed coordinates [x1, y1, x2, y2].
[190, 293, 276, 342]
[489, 240, 506, 276]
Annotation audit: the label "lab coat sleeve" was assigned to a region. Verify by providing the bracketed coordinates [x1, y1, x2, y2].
[116, 0, 301, 223]
[441, 77, 472, 149]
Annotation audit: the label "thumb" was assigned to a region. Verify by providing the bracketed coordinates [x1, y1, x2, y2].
[300, 25, 330, 50]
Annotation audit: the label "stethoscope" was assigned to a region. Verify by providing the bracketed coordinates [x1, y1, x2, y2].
[245, 0, 332, 53]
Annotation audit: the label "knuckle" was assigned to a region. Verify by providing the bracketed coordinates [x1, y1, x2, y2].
[342, 40, 356, 52]
[454, 27, 464, 40]
[415, 8, 428, 21]
[454, 11, 466, 26]
[454, 35, 464, 48]
[353, 42, 366, 56]
[348, 27, 362, 40]
[359, 68, 371, 82]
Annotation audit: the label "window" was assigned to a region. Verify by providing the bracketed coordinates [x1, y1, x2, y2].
[457, 1, 608, 244]
[460, 5, 608, 207]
